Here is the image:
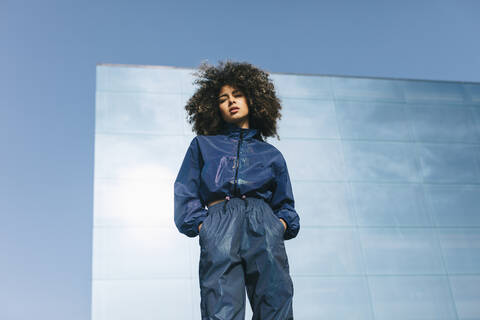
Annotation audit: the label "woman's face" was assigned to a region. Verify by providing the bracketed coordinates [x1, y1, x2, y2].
[218, 84, 249, 128]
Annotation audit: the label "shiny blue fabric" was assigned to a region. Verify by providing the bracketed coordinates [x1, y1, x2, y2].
[198, 196, 294, 319]
[174, 121, 300, 240]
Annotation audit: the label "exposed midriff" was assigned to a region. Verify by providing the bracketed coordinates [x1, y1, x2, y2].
[208, 199, 225, 208]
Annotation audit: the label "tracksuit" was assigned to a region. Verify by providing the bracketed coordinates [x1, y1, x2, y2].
[174, 121, 300, 319]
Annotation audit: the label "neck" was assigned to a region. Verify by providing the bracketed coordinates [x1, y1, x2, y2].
[233, 119, 249, 129]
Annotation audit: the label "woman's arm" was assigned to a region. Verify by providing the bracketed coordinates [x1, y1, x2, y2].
[270, 154, 300, 240]
[173, 137, 208, 237]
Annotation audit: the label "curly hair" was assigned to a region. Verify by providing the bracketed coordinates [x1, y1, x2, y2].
[184, 60, 283, 141]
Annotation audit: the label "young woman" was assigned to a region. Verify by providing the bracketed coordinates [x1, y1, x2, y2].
[174, 60, 300, 320]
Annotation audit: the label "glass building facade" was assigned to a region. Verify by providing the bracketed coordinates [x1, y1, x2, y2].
[93, 63, 480, 320]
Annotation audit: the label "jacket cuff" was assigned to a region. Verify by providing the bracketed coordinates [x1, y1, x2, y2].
[275, 210, 300, 240]
[183, 210, 208, 237]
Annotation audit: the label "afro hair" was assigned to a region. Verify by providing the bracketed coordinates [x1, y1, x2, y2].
[184, 60, 283, 141]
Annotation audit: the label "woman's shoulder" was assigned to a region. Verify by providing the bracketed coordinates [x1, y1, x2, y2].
[262, 141, 289, 171]
[261, 139, 284, 155]
[189, 134, 227, 151]
[194, 134, 225, 143]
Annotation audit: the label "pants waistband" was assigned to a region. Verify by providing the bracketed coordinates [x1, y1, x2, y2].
[208, 195, 265, 213]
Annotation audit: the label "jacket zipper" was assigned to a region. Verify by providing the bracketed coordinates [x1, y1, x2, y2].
[233, 130, 243, 196]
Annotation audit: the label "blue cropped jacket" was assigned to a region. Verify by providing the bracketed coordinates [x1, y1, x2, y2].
[174, 121, 300, 240]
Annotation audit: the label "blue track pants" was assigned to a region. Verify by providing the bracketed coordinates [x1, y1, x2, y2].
[198, 196, 294, 320]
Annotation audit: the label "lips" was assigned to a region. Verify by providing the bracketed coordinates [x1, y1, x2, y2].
[229, 107, 240, 113]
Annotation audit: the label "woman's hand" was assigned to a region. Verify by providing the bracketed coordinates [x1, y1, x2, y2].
[198, 222, 203, 233]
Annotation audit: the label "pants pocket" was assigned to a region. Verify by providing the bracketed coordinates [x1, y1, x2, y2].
[266, 209, 286, 238]
[199, 211, 214, 245]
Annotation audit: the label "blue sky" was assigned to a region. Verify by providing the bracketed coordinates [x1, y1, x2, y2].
[1, 0, 479, 319]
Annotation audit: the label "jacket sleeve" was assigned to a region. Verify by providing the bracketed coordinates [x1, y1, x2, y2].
[174, 136, 208, 237]
[270, 154, 300, 240]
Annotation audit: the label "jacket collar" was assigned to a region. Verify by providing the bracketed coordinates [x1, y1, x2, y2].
[221, 121, 261, 140]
